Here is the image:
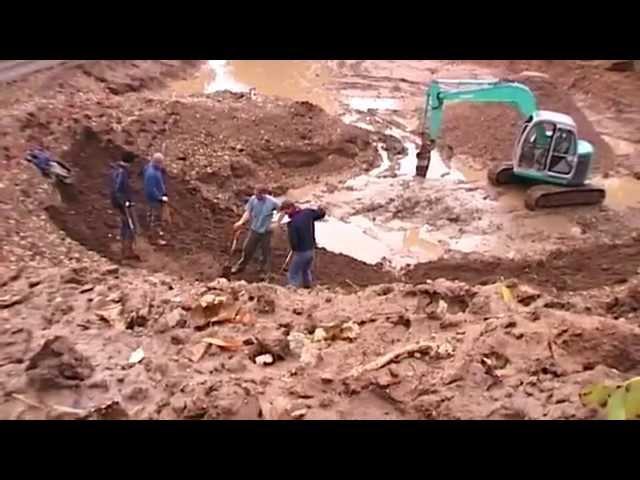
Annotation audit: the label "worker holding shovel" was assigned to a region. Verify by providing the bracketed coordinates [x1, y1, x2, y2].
[230, 185, 281, 279]
[278, 200, 326, 289]
[110, 151, 140, 261]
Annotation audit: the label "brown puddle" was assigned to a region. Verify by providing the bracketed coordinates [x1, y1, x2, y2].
[207, 60, 339, 114]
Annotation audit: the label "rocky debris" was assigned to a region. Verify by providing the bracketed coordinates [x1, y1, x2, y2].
[26, 336, 94, 390]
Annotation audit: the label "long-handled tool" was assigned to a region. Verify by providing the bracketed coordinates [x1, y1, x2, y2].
[281, 250, 293, 272]
[124, 204, 140, 244]
[230, 229, 242, 254]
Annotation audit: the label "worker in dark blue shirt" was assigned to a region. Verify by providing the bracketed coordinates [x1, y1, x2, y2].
[110, 151, 140, 261]
[279, 200, 326, 288]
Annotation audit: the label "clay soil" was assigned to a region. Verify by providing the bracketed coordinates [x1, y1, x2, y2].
[1, 60, 640, 420]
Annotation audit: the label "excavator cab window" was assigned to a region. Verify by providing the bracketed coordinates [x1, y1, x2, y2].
[547, 129, 577, 176]
[518, 121, 555, 171]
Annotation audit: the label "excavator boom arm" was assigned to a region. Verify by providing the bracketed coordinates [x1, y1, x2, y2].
[424, 79, 538, 141]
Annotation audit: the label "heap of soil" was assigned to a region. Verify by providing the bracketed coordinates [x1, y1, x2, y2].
[439, 75, 617, 174]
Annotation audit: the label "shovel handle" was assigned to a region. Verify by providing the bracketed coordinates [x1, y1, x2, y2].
[281, 250, 293, 272]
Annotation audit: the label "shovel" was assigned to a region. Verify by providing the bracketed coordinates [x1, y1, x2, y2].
[281, 250, 293, 272]
[230, 229, 243, 254]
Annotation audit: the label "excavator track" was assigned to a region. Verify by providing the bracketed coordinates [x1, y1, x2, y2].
[487, 164, 517, 186]
[524, 184, 606, 211]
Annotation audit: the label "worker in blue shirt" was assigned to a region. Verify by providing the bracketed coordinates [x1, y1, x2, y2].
[279, 200, 326, 288]
[110, 151, 140, 261]
[142, 152, 169, 245]
[231, 185, 281, 277]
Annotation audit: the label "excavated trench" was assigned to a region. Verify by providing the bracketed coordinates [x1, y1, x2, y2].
[45, 127, 396, 287]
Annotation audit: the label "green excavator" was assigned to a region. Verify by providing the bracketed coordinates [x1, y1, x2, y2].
[416, 78, 606, 210]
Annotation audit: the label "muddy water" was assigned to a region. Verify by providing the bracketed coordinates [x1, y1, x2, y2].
[207, 61, 340, 114]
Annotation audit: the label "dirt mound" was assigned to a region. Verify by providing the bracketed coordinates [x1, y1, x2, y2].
[120, 93, 378, 197]
[404, 239, 640, 292]
[440, 75, 617, 173]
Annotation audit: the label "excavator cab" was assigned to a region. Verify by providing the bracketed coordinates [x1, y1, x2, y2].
[512, 111, 592, 187]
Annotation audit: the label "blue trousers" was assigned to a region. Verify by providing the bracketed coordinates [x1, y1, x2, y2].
[287, 250, 314, 288]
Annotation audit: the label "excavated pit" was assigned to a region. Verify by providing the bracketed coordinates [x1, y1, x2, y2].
[45, 128, 396, 287]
